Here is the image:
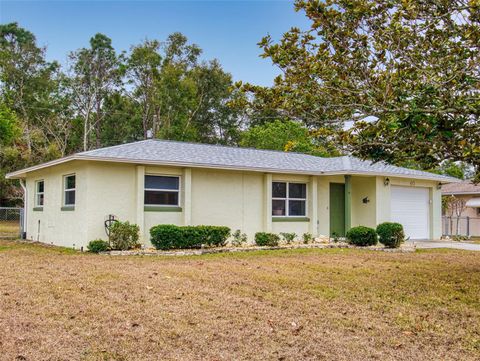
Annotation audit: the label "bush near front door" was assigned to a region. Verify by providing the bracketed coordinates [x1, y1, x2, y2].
[376, 222, 405, 248]
[346, 226, 378, 246]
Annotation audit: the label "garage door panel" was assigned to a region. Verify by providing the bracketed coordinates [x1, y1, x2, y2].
[391, 186, 429, 240]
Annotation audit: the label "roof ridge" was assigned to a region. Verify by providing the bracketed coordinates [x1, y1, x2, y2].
[78, 139, 151, 156]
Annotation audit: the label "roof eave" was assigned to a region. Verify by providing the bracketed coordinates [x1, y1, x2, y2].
[319, 170, 458, 183]
[5, 155, 77, 179]
[442, 191, 480, 195]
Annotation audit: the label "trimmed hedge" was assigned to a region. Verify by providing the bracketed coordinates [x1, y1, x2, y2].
[255, 232, 280, 247]
[87, 239, 109, 253]
[150, 224, 231, 250]
[376, 222, 405, 248]
[346, 226, 378, 246]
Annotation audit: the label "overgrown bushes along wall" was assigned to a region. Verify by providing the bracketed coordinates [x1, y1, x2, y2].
[150, 224, 231, 250]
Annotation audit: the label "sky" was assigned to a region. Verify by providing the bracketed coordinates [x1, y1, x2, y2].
[0, 0, 310, 86]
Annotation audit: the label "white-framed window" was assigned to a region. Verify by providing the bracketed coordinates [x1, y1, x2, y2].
[63, 174, 76, 206]
[272, 181, 307, 217]
[144, 175, 180, 206]
[35, 180, 45, 207]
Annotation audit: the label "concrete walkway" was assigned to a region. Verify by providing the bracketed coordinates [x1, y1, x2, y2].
[407, 239, 480, 251]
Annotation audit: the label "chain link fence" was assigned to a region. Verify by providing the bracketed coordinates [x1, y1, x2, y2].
[0, 207, 24, 239]
[442, 216, 480, 238]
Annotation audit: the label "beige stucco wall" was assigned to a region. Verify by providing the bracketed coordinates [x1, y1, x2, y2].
[190, 169, 264, 241]
[351, 176, 377, 228]
[85, 161, 138, 242]
[24, 160, 443, 248]
[25, 161, 88, 248]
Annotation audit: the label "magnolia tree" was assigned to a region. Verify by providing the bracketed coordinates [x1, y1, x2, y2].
[241, 0, 480, 181]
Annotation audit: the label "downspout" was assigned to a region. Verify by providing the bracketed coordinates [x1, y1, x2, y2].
[344, 175, 352, 233]
[20, 179, 27, 239]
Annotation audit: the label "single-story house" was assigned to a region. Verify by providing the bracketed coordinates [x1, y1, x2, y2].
[442, 180, 480, 236]
[6, 139, 457, 248]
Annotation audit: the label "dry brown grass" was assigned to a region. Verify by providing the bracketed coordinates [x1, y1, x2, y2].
[0, 240, 479, 361]
[0, 220, 20, 237]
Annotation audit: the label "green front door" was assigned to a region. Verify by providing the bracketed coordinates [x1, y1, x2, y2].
[330, 183, 345, 237]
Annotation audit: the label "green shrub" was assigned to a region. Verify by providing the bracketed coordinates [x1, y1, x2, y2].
[302, 233, 313, 244]
[346, 226, 378, 247]
[87, 239, 109, 253]
[231, 229, 248, 247]
[109, 221, 140, 250]
[150, 225, 231, 250]
[331, 232, 340, 243]
[280, 232, 297, 244]
[255, 232, 280, 247]
[376, 222, 405, 248]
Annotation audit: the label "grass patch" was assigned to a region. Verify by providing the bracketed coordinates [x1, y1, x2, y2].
[0, 239, 479, 360]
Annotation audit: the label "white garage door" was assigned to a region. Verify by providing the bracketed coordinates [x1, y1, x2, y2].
[391, 186, 430, 240]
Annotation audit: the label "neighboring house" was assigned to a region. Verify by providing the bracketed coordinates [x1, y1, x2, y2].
[6, 140, 457, 248]
[442, 180, 480, 236]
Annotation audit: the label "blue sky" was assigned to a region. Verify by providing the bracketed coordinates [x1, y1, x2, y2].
[0, 1, 310, 86]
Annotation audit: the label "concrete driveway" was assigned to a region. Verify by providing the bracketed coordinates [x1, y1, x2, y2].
[407, 239, 480, 251]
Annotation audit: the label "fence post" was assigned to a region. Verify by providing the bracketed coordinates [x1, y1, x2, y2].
[20, 209, 25, 239]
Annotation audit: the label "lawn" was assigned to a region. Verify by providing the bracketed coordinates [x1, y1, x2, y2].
[0, 240, 479, 360]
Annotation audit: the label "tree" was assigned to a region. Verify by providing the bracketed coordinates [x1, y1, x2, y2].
[186, 60, 243, 144]
[240, 119, 340, 156]
[443, 195, 467, 236]
[68, 33, 123, 151]
[0, 22, 60, 153]
[127, 39, 162, 139]
[0, 103, 19, 145]
[99, 92, 143, 147]
[433, 160, 472, 180]
[0, 23, 66, 205]
[126, 33, 240, 144]
[242, 0, 480, 180]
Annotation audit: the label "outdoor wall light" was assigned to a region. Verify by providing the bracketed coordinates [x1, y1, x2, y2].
[384, 177, 390, 186]
[362, 197, 370, 204]
[437, 182, 442, 190]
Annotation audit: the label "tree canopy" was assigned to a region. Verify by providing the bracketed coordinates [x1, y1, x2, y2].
[241, 0, 480, 181]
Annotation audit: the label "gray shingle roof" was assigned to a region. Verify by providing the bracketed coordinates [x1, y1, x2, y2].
[76, 139, 456, 182]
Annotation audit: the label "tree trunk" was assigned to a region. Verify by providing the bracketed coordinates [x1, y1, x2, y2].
[83, 112, 89, 151]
